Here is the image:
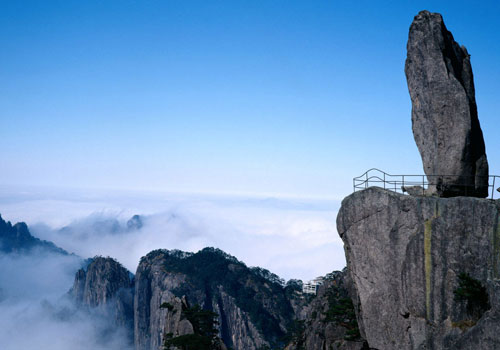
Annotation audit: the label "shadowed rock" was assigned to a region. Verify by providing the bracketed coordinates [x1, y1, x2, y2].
[70, 256, 134, 340]
[402, 185, 425, 196]
[134, 248, 295, 350]
[405, 10, 488, 197]
[284, 271, 367, 350]
[0, 214, 68, 255]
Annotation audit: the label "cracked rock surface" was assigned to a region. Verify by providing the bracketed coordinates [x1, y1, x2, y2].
[337, 187, 500, 350]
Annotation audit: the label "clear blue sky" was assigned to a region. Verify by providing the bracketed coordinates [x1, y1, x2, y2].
[1, 0, 500, 199]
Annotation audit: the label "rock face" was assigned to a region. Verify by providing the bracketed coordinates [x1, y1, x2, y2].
[337, 187, 500, 349]
[66, 245, 370, 350]
[405, 10, 488, 198]
[134, 252, 194, 350]
[134, 248, 296, 350]
[71, 257, 134, 336]
[285, 271, 367, 350]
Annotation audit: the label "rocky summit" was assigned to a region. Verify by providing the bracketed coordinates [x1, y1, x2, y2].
[405, 10, 488, 198]
[338, 187, 500, 349]
[70, 256, 134, 340]
[335, 9, 500, 350]
[65, 244, 367, 350]
[134, 248, 295, 350]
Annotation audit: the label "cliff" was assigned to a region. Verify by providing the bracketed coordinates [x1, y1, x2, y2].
[337, 187, 500, 349]
[62, 245, 372, 349]
[134, 248, 296, 350]
[285, 270, 367, 350]
[70, 256, 134, 339]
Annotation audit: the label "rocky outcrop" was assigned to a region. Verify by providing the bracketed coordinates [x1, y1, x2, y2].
[134, 248, 296, 350]
[71, 257, 134, 334]
[285, 271, 366, 350]
[134, 251, 193, 350]
[63, 244, 371, 350]
[337, 187, 500, 349]
[405, 10, 488, 197]
[214, 287, 268, 349]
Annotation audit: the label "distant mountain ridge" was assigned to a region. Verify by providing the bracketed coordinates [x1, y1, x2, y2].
[58, 214, 143, 238]
[0, 213, 144, 255]
[0, 214, 68, 255]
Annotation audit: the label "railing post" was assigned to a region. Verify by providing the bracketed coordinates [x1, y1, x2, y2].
[492, 176, 496, 200]
[422, 175, 425, 196]
[402, 175, 405, 193]
[384, 173, 386, 190]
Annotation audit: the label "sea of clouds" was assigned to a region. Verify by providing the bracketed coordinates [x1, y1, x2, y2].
[0, 185, 345, 281]
[0, 249, 133, 350]
[0, 185, 345, 349]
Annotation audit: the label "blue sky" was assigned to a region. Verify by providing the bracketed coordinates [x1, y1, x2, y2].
[1, 1, 500, 199]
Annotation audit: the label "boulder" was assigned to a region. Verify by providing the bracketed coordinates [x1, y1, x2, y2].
[405, 10, 488, 197]
[402, 186, 426, 196]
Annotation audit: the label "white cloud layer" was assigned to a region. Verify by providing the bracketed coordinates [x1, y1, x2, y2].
[0, 250, 133, 350]
[0, 186, 347, 350]
[0, 186, 345, 281]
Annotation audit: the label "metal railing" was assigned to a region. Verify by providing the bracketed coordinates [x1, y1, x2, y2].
[353, 168, 500, 200]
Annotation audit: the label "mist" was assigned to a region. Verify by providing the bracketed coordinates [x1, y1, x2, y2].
[0, 186, 346, 349]
[0, 250, 133, 350]
[1, 186, 344, 281]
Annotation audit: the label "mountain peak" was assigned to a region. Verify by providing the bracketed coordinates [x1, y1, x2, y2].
[0, 213, 68, 255]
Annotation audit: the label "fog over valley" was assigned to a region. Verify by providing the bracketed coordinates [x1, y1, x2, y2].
[0, 187, 344, 350]
[1, 186, 344, 281]
[0, 248, 133, 350]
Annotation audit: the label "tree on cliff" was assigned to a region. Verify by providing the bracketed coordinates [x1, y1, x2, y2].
[163, 304, 221, 350]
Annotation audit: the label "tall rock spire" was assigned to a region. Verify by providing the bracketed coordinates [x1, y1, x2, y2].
[405, 10, 488, 197]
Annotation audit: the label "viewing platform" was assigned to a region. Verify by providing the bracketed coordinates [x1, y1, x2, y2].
[354, 168, 500, 200]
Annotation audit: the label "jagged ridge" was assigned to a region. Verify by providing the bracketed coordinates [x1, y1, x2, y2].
[0, 214, 68, 255]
